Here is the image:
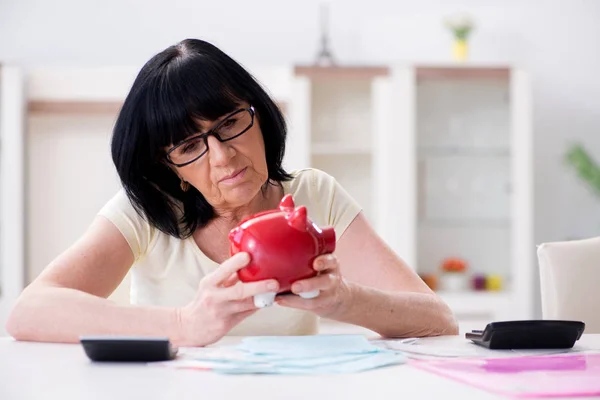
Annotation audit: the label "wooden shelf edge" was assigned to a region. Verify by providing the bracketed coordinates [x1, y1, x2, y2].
[28, 100, 288, 115]
[416, 66, 510, 80]
[28, 100, 123, 115]
[294, 65, 390, 79]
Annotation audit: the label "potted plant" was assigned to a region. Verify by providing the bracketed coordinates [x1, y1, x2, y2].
[440, 257, 469, 292]
[444, 14, 475, 62]
[565, 143, 600, 196]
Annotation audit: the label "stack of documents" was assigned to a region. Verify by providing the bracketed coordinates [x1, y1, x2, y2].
[155, 335, 406, 374]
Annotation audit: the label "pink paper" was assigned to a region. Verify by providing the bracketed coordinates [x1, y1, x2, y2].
[411, 353, 600, 398]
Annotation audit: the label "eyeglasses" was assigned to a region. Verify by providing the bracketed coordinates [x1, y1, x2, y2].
[165, 106, 255, 167]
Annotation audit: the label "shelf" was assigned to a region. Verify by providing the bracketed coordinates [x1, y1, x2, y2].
[294, 65, 389, 79]
[418, 146, 510, 158]
[312, 143, 372, 155]
[418, 219, 511, 229]
[28, 100, 123, 114]
[28, 100, 288, 116]
[416, 66, 510, 81]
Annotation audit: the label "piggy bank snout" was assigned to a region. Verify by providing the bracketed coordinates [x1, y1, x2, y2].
[319, 226, 336, 254]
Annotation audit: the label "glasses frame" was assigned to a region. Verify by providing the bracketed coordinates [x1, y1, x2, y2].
[165, 105, 255, 167]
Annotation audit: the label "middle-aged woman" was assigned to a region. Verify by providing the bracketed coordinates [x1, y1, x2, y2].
[6, 39, 458, 346]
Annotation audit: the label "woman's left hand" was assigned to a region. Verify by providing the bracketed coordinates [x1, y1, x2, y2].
[275, 253, 352, 318]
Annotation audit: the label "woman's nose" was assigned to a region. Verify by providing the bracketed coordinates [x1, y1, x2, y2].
[207, 136, 235, 166]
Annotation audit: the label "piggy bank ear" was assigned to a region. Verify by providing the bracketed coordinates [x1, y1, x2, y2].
[279, 194, 295, 211]
[287, 206, 307, 232]
[229, 226, 243, 246]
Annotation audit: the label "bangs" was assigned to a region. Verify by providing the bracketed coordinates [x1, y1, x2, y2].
[143, 53, 249, 154]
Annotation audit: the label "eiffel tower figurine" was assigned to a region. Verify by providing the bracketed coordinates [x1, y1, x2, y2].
[314, 2, 336, 66]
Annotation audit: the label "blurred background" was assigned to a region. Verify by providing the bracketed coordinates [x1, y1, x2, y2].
[1, 0, 599, 335]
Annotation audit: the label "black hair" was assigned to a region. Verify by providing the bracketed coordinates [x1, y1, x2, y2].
[111, 38, 292, 239]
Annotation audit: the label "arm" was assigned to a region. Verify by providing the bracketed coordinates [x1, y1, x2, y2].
[5, 216, 184, 345]
[7, 216, 280, 347]
[336, 213, 458, 336]
[278, 212, 458, 338]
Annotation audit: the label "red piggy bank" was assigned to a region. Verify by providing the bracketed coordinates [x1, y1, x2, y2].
[228, 194, 336, 308]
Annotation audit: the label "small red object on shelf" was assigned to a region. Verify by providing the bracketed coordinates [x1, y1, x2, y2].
[229, 194, 336, 308]
[441, 257, 468, 273]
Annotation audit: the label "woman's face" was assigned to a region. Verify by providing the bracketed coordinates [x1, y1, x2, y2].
[169, 104, 269, 211]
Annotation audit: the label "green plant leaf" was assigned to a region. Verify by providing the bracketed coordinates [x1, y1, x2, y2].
[565, 144, 600, 197]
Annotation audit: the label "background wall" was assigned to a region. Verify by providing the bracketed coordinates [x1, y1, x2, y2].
[1, 0, 600, 317]
[26, 115, 121, 281]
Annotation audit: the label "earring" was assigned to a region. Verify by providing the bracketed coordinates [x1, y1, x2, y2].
[180, 180, 190, 192]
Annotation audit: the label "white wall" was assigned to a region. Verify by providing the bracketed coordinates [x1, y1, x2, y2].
[26, 115, 122, 281]
[2, 0, 600, 316]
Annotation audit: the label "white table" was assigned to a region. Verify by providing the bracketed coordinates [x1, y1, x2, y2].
[1, 335, 599, 400]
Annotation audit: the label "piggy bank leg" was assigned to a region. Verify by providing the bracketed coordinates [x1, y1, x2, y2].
[253, 292, 277, 308]
[298, 290, 320, 299]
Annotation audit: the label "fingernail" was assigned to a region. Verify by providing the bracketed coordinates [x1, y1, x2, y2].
[267, 281, 278, 291]
[293, 283, 303, 292]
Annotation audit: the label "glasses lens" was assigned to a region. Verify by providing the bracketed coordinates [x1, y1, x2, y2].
[169, 136, 207, 165]
[167, 108, 253, 166]
[215, 109, 253, 141]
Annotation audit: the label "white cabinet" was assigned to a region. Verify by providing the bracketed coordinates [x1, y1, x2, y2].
[288, 65, 534, 325]
[0, 66, 26, 332]
[286, 66, 390, 225]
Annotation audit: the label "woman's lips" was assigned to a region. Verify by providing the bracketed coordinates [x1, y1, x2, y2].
[219, 167, 247, 184]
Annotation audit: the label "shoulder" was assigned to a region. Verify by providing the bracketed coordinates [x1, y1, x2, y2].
[98, 188, 158, 261]
[99, 188, 148, 223]
[285, 168, 337, 194]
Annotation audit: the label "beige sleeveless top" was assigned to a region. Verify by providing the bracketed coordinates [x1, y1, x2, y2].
[98, 168, 361, 336]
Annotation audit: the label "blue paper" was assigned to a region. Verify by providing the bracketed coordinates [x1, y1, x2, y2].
[237, 334, 381, 358]
[213, 351, 407, 374]
[183, 335, 407, 375]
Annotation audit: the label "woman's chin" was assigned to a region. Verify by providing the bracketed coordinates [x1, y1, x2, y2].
[222, 184, 262, 207]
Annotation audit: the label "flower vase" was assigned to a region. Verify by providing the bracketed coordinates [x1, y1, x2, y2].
[440, 272, 468, 292]
[453, 38, 468, 62]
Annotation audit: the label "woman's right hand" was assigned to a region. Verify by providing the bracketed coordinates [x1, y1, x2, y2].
[177, 252, 278, 346]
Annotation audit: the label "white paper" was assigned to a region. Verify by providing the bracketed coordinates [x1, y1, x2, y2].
[372, 337, 599, 359]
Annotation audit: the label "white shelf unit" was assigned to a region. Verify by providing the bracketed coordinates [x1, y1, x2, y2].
[0, 66, 26, 333]
[287, 66, 391, 226]
[288, 64, 534, 325]
[390, 65, 534, 323]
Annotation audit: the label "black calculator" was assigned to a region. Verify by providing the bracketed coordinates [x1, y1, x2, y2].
[80, 336, 178, 362]
[466, 320, 585, 349]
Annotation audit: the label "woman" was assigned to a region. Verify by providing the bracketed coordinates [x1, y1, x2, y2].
[6, 39, 458, 346]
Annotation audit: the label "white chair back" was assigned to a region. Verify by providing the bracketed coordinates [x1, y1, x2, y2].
[537, 236, 600, 333]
